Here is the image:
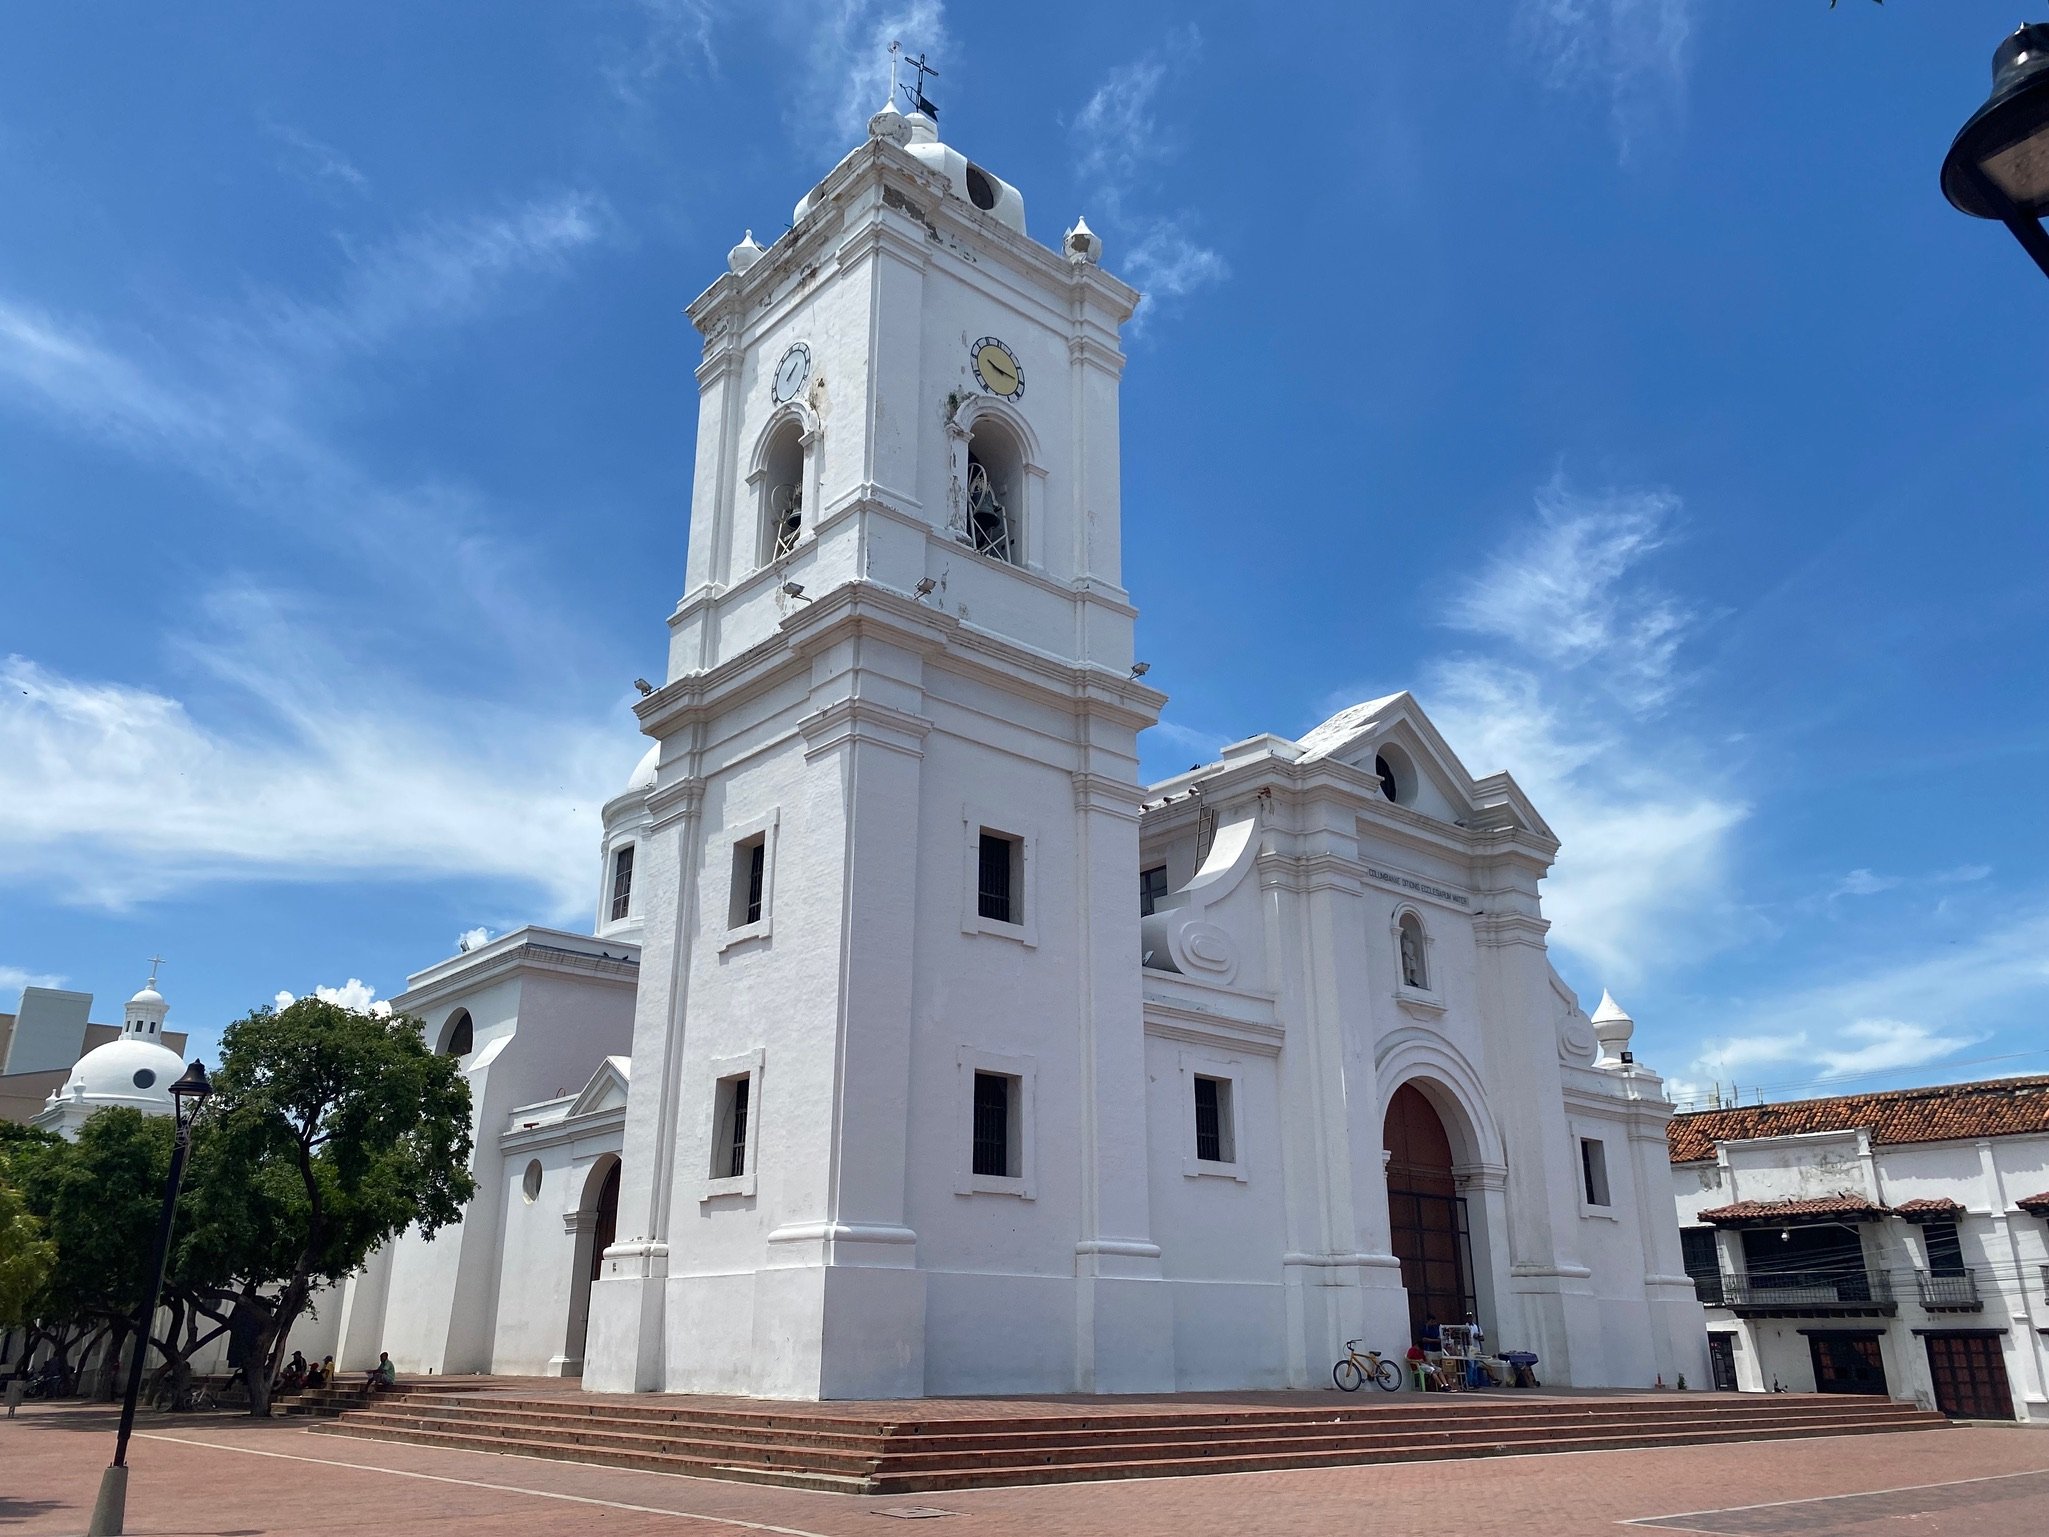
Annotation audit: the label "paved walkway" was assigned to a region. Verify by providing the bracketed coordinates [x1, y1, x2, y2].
[4, 1402, 2046, 1536]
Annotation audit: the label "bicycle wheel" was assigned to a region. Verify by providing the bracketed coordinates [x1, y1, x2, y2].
[1372, 1357, 1403, 1392]
[1333, 1358, 1365, 1392]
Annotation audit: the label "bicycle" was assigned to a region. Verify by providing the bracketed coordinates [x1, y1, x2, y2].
[1332, 1339, 1403, 1392]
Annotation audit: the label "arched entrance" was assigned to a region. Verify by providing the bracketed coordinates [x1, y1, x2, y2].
[1384, 1083, 1478, 1341]
[561, 1157, 620, 1375]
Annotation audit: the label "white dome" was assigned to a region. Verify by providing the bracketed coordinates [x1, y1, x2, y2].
[626, 744, 659, 793]
[54, 1036, 187, 1113]
[128, 984, 165, 1009]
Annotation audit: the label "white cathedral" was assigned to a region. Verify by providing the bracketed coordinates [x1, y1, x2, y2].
[319, 102, 1708, 1400]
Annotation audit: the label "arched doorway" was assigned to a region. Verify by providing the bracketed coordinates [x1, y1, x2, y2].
[561, 1157, 620, 1375]
[1384, 1083, 1478, 1342]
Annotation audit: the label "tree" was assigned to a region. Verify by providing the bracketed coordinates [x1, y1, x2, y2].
[0, 1174, 55, 1339]
[175, 997, 475, 1415]
[1, 1114, 167, 1394]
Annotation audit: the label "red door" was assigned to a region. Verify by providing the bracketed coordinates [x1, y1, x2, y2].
[1923, 1334, 2013, 1419]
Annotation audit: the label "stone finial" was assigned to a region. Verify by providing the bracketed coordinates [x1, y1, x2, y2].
[1063, 215, 1102, 265]
[1590, 989, 1634, 1066]
[727, 230, 765, 275]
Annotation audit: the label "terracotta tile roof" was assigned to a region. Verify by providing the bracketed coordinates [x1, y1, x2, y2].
[1696, 1193, 1891, 1226]
[1891, 1197, 1964, 1222]
[1667, 1075, 2049, 1163]
[2018, 1191, 2049, 1215]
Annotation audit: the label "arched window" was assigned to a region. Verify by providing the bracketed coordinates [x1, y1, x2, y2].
[1397, 912, 1428, 991]
[759, 418, 805, 565]
[963, 418, 1022, 566]
[441, 1008, 474, 1058]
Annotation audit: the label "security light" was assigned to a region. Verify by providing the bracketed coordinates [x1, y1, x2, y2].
[632, 677, 654, 696]
[781, 582, 811, 601]
[1130, 661, 1151, 679]
[914, 576, 937, 596]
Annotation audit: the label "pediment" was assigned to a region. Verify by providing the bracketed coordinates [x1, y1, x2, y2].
[567, 1055, 632, 1118]
[1298, 691, 1552, 840]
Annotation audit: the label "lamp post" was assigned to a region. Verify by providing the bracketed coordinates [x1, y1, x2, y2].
[86, 1060, 212, 1537]
[1942, 23, 2049, 279]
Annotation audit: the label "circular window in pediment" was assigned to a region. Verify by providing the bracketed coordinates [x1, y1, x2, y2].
[963, 164, 998, 210]
[1375, 754, 1400, 803]
[522, 1160, 543, 1204]
[132, 1068, 157, 1090]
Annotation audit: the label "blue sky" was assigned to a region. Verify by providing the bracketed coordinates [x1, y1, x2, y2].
[3, 1, 2045, 1107]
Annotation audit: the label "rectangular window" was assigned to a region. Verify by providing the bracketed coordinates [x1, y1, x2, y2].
[1139, 864, 1169, 917]
[1579, 1137, 1611, 1207]
[712, 1073, 751, 1180]
[1193, 1074, 1235, 1164]
[977, 831, 1018, 924]
[1680, 1226, 1722, 1304]
[972, 1070, 1016, 1178]
[729, 834, 767, 929]
[609, 844, 635, 922]
[1923, 1220, 1966, 1277]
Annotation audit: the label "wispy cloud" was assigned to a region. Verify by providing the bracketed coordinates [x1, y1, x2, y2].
[265, 122, 370, 195]
[1828, 867, 1902, 901]
[607, 1, 951, 161]
[0, 191, 610, 661]
[0, 621, 626, 916]
[605, 0, 722, 107]
[1069, 28, 1227, 328]
[1447, 481, 1691, 712]
[1518, 0, 1696, 164]
[1418, 477, 1746, 988]
[1, 964, 68, 996]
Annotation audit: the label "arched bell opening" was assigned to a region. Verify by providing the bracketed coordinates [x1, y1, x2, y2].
[963, 417, 1022, 566]
[758, 417, 806, 565]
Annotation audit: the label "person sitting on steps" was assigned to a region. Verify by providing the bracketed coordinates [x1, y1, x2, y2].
[363, 1352, 397, 1393]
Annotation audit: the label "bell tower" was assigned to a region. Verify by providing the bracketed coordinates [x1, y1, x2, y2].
[585, 92, 1173, 1398]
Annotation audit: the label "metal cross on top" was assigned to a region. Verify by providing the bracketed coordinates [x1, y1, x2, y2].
[890, 40, 939, 121]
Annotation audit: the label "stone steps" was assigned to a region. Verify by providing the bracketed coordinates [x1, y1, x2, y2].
[306, 1391, 1946, 1493]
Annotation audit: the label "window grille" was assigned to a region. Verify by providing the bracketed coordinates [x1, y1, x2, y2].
[715, 1074, 751, 1179]
[609, 844, 635, 922]
[1193, 1075, 1234, 1164]
[730, 834, 768, 929]
[744, 840, 766, 925]
[977, 831, 1015, 924]
[972, 1071, 1012, 1178]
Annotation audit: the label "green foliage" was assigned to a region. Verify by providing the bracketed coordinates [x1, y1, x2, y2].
[180, 997, 475, 1292]
[1, 997, 474, 1411]
[3, 1111, 168, 1333]
[0, 1175, 55, 1329]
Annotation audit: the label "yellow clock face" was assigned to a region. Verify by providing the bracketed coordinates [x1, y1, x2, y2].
[971, 336, 1023, 400]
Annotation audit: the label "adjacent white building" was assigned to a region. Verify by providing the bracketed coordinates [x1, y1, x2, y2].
[1670, 1076, 2049, 1420]
[322, 99, 1707, 1401]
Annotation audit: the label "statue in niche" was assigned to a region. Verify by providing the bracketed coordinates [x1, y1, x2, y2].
[1399, 919, 1427, 990]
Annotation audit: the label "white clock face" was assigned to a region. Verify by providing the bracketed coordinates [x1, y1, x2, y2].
[772, 342, 811, 404]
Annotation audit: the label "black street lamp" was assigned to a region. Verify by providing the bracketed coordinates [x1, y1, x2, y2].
[86, 1060, 213, 1537]
[1943, 23, 2049, 279]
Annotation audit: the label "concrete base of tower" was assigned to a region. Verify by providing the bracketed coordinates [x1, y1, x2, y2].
[582, 1243, 669, 1394]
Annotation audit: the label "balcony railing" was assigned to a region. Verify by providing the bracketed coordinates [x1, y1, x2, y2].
[1716, 1268, 1896, 1316]
[1917, 1268, 1982, 1311]
[1689, 1272, 1724, 1307]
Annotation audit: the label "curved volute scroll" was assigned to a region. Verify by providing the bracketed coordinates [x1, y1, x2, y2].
[1139, 810, 1259, 985]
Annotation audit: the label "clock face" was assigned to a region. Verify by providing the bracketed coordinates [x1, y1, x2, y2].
[970, 336, 1023, 401]
[772, 342, 811, 404]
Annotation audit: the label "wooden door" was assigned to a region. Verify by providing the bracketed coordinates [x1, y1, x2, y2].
[1923, 1334, 2013, 1420]
[1708, 1333, 1738, 1392]
[1808, 1333, 1887, 1395]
